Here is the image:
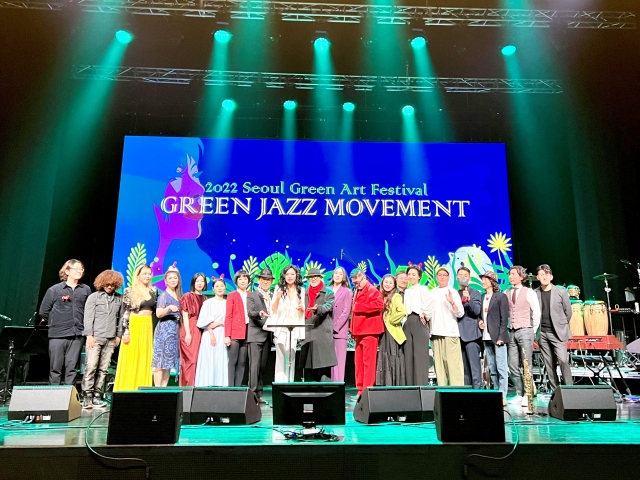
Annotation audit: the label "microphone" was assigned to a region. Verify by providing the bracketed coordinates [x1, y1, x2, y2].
[340, 249, 344, 260]
[0, 314, 11, 322]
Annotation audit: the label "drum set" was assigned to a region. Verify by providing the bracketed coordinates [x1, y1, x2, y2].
[566, 273, 616, 337]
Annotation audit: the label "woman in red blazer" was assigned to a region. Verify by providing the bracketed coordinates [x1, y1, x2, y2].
[224, 270, 250, 386]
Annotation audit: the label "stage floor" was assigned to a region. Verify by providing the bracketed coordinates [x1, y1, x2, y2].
[1, 388, 640, 479]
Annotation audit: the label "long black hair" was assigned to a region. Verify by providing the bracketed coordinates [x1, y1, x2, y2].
[378, 274, 397, 315]
[278, 265, 303, 300]
[190, 272, 208, 292]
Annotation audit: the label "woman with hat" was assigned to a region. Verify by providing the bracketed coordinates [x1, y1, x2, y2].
[247, 268, 275, 403]
[300, 268, 337, 382]
[478, 270, 510, 405]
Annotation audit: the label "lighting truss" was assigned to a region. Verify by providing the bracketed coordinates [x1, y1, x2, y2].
[72, 65, 563, 94]
[0, 1, 635, 29]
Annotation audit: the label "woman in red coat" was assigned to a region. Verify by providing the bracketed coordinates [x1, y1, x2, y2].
[350, 269, 385, 398]
[224, 270, 250, 386]
[179, 273, 208, 386]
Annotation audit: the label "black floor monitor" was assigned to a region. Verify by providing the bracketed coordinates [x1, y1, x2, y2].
[272, 382, 345, 426]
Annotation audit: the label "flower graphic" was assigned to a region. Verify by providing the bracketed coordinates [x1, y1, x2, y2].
[488, 232, 512, 268]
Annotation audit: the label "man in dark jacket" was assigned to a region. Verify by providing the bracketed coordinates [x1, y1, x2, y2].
[534, 264, 573, 390]
[457, 267, 483, 388]
[300, 268, 337, 382]
[246, 268, 275, 403]
[39, 259, 91, 385]
[478, 270, 510, 405]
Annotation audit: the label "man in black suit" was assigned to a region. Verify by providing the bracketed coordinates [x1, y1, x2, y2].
[456, 267, 483, 388]
[247, 268, 275, 404]
[534, 264, 573, 390]
[478, 270, 510, 405]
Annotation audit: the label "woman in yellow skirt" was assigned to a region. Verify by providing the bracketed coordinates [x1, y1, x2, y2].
[114, 264, 157, 391]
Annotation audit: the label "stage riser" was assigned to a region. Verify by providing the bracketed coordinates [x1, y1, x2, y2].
[0, 445, 639, 480]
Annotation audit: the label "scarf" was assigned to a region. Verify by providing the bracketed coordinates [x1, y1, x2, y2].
[259, 288, 271, 313]
[306, 281, 324, 319]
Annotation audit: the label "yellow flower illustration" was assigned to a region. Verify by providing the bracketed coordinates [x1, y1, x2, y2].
[488, 232, 512, 256]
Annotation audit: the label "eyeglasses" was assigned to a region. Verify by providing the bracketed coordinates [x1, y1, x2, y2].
[70, 267, 85, 273]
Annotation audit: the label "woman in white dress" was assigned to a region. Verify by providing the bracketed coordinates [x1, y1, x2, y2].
[194, 278, 228, 387]
[264, 265, 305, 382]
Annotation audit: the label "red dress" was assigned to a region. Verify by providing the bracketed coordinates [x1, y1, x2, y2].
[179, 293, 207, 386]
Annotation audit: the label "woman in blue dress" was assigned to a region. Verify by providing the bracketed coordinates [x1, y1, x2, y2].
[194, 278, 229, 386]
[153, 268, 182, 386]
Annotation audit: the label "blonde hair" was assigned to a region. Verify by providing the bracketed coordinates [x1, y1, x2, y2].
[129, 264, 154, 308]
[59, 259, 84, 281]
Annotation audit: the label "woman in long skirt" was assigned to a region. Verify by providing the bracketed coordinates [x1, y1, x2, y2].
[195, 278, 228, 386]
[179, 273, 208, 386]
[376, 274, 407, 386]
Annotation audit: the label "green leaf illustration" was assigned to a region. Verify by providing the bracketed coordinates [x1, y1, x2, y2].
[125, 243, 146, 288]
[258, 252, 292, 284]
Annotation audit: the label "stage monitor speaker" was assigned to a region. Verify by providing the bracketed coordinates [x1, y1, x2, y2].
[8, 385, 81, 423]
[353, 386, 423, 424]
[190, 387, 262, 425]
[548, 385, 616, 421]
[420, 385, 471, 422]
[107, 390, 182, 445]
[139, 386, 194, 425]
[434, 389, 505, 443]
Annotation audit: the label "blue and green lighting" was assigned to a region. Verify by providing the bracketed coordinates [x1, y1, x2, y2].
[501, 45, 517, 56]
[411, 37, 427, 49]
[222, 99, 237, 111]
[215, 30, 232, 44]
[283, 100, 297, 111]
[115, 30, 134, 44]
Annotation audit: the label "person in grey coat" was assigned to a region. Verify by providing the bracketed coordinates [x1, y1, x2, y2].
[246, 268, 275, 404]
[300, 268, 337, 381]
[534, 264, 573, 390]
[82, 269, 124, 408]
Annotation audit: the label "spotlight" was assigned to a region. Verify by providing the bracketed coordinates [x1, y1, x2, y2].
[402, 105, 415, 116]
[501, 45, 516, 56]
[411, 37, 427, 49]
[215, 30, 232, 44]
[342, 102, 355, 112]
[283, 100, 297, 110]
[314, 37, 331, 51]
[115, 30, 134, 45]
[221, 99, 237, 111]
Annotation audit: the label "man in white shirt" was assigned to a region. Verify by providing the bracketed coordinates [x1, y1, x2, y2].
[504, 265, 541, 407]
[431, 268, 465, 386]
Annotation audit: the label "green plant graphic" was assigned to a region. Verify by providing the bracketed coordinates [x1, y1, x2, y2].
[258, 251, 292, 286]
[125, 243, 147, 288]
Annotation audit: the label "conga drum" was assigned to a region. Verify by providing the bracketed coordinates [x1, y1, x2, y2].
[583, 300, 608, 335]
[569, 299, 585, 336]
[567, 284, 581, 300]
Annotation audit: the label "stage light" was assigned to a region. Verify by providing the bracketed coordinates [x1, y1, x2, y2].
[501, 45, 516, 56]
[343, 102, 355, 112]
[314, 37, 331, 51]
[283, 100, 297, 110]
[215, 30, 232, 43]
[222, 99, 237, 111]
[411, 37, 427, 49]
[402, 105, 415, 116]
[115, 30, 134, 45]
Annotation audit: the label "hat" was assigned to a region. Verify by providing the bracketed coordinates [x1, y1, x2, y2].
[479, 270, 497, 282]
[257, 268, 275, 279]
[306, 268, 324, 278]
[436, 267, 450, 276]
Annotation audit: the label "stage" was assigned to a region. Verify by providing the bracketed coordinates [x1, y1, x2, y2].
[1, 388, 640, 480]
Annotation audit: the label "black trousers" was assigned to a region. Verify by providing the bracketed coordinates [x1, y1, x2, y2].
[247, 337, 271, 398]
[461, 338, 483, 389]
[403, 313, 431, 386]
[49, 336, 84, 385]
[228, 339, 247, 387]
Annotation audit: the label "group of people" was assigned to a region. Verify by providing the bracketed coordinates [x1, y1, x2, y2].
[39, 258, 574, 408]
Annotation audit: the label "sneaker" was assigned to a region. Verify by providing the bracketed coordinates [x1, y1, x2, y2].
[82, 397, 93, 409]
[92, 397, 107, 408]
[508, 395, 523, 405]
[521, 396, 529, 407]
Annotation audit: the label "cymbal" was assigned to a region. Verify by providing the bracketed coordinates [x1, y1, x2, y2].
[593, 273, 618, 281]
[526, 274, 537, 282]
